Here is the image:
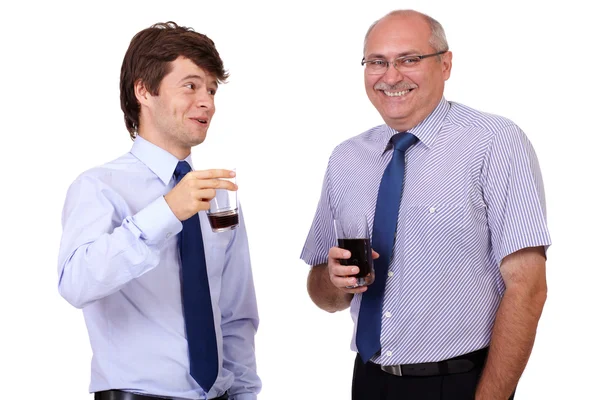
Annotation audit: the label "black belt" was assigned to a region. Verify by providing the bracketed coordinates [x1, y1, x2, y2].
[375, 347, 488, 377]
[94, 389, 228, 400]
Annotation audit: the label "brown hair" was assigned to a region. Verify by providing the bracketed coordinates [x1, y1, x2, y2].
[120, 21, 229, 139]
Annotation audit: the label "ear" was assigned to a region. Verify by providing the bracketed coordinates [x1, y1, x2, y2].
[134, 79, 151, 107]
[442, 51, 453, 81]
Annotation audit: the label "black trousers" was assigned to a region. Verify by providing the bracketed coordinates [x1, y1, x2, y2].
[94, 389, 228, 400]
[352, 350, 516, 400]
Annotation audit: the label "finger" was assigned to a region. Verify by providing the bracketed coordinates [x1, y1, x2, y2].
[195, 200, 211, 211]
[372, 249, 380, 259]
[195, 188, 217, 201]
[212, 180, 238, 191]
[188, 169, 236, 179]
[331, 275, 360, 289]
[329, 246, 351, 260]
[189, 179, 238, 191]
[341, 285, 368, 294]
[329, 264, 359, 278]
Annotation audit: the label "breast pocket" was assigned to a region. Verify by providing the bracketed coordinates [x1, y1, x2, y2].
[403, 203, 467, 262]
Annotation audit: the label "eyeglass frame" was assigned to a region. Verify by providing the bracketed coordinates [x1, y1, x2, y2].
[361, 50, 448, 74]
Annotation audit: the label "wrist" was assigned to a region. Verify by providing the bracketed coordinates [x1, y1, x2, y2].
[163, 193, 183, 221]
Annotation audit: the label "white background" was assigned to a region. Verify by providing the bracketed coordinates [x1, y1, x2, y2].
[1, 0, 597, 398]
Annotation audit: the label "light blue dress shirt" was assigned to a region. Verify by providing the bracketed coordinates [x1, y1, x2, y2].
[57, 136, 261, 400]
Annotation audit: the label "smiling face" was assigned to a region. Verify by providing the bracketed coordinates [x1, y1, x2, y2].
[364, 12, 452, 132]
[136, 56, 217, 159]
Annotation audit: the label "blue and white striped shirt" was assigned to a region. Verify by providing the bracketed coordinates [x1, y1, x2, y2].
[300, 98, 551, 365]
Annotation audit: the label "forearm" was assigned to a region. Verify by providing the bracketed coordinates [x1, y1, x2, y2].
[307, 263, 353, 313]
[222, 317, 260, 399]
[476, 286, 547, 399]
[221, 289, 260, 397]
[58, 222, 161, 308]
[58, 196, 181, 308]
[220, 210, 261, 398]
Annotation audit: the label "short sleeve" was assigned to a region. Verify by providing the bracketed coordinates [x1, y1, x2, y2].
[300, 156, 337, 267]
[481, 124, 552, 265]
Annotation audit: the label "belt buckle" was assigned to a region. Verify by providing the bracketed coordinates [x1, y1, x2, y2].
[380, 364, 403, 376]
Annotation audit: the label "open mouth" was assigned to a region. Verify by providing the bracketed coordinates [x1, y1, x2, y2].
[382, 89, 413, 97]
[192, 118, 208, 125]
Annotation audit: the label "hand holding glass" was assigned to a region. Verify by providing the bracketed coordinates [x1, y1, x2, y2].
[207, 172, 238, 232]
[334, 215, 374, 287]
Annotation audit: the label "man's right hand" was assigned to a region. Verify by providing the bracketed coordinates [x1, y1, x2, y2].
[164, 169, 237, 221]
[327, 247, 379, 294]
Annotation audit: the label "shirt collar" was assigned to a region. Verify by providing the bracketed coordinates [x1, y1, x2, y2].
[380, 97, 450, 154]
[130, 136, 194, 185]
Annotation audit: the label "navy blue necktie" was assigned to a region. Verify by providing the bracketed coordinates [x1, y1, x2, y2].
[356, 132, 418, 363]
[174, 161, 218, 392]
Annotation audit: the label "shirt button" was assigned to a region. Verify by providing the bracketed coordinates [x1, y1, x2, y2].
[429, 207, 436, 213]
[386, 351, 393, 357]
[388, 271, 394, 277]
[166, 232, 172, 239]
[384, 311, 392, 318]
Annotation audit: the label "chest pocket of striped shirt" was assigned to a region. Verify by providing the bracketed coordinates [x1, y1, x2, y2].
[403, 203, 467, 257]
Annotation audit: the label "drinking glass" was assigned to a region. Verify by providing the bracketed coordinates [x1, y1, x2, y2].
[333, 215, 374, 287]
[207, 171, 238, 232]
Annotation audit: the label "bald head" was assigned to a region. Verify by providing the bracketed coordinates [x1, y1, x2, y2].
[363, 10, 449, 55]
[361, 8, 453, 132]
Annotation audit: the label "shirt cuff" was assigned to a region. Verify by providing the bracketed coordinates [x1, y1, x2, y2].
[129, 196, 182, 245]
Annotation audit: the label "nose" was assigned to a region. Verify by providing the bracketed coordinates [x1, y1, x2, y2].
[380, 63, 405, 84]
[196, 88, 215, 111]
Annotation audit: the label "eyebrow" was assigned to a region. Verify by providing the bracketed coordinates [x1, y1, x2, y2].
[179, 74, 205, 83]
[365, 50, 423, 59]
[179, 74, 219, 87]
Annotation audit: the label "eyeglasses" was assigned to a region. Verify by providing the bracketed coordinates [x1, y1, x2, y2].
[361, 51, 448, 75]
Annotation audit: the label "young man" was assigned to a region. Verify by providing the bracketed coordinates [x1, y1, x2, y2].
[58, 22, 260, 400]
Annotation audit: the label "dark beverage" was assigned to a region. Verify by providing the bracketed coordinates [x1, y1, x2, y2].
[337, 238, 374, 284]
[208, 210, 239, 232]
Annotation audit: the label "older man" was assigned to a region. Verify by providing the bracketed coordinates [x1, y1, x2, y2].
[301, 9, 550, 400]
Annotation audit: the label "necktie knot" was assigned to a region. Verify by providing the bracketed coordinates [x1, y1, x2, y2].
[174, 161, 192, 183]
[391, 132, 418, 152]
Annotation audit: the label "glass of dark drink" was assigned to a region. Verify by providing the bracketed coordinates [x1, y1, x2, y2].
[207, 172, 238, 232]
[334, 215, 374, 287]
